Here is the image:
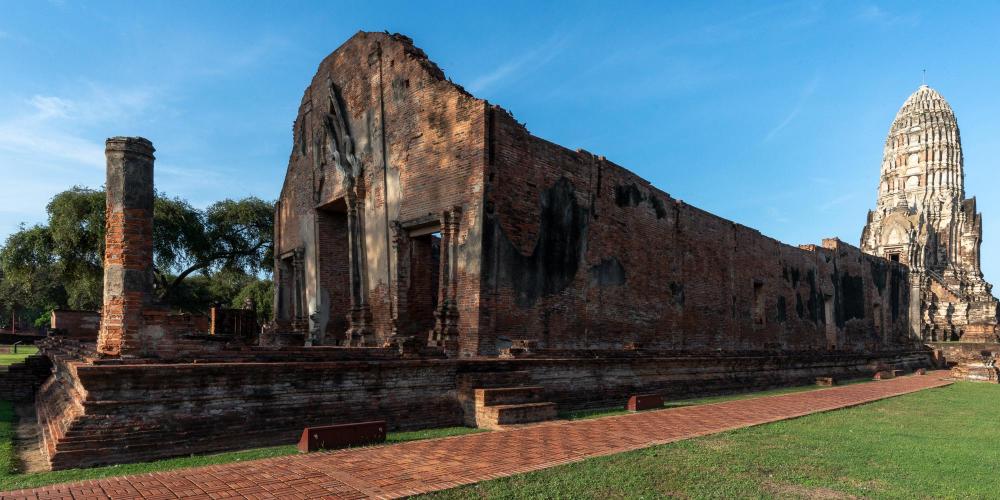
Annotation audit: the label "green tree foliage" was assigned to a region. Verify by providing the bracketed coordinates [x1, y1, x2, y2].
[0, 225, 64, 328]
[46, 188, 105, 309]
[0, 187, 275, 324]
[153, 196, 273, 303]
[232, 278, 274, 324]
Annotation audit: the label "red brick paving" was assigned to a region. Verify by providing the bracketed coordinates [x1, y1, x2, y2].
[3, 373, 952, 499]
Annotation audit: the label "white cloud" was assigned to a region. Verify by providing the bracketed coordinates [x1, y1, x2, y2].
[858, 5, 920, 27]
[28, 95, 73, 118]
[467, 34, 571, 93]
[820, 192, 857, 211]
[764, 75, 820, 142]
[0, 84, 163, 238]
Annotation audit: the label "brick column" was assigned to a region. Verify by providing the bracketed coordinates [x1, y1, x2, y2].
[430, 206, 461, 355]
[96, 137, 155, 357]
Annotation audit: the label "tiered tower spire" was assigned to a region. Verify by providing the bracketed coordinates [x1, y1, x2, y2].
[861, 85, 998, 341]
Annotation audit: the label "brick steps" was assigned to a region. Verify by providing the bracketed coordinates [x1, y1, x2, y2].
[475, 386, 544, 406]
[462, 372, 557, 429]
[477, 402, 558, 428]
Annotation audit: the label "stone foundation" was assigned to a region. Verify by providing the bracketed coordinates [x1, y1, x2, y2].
[36, 337, 931, 470]
[927, 341, 1000, 382]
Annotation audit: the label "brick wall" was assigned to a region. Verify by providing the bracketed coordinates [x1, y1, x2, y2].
[35, 338, 929, 469]
[480, 109, 911, 355]
[50, 310, 100, 341]
[276, 32, 486, 347]
[275, 32, 912, 357]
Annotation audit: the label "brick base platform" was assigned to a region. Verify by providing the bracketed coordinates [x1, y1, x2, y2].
[6, 372, 951, 499]
[35, 337, 933, 469]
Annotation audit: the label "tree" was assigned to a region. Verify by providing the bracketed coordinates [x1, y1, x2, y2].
[46, 188, 105, 309]
[0, 187, 275, 321]
[152, 196, 273, 303]
[0, 224, 65, 327]
[232, 279, 274, 324]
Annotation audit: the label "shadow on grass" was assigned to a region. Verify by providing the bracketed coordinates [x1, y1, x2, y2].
[558, 378, 872, 421]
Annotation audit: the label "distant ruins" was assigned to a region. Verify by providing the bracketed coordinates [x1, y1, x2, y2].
[32, 32, 933, 470]
[861, 85, 999, 342]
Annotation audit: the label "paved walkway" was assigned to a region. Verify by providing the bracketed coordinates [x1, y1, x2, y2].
[4, 373, 952, 499]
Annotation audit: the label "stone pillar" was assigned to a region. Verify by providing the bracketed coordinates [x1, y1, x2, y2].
[96, 137, 155, 357]
[910, 277, 924, 342]
[344, 193, 374, 346]
[431, 207, 461, 355]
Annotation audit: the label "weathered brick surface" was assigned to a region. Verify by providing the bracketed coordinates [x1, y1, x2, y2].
[276, 32, 913, 358]
[49, 310, 100, 341]
[481, 106, 912, 355]
[96, 137, 156, 357]
[35, 340, 462, 469]
[7, 373, 951, 499]
[276, 32, 485, 348]
[33, 335, 930, 469]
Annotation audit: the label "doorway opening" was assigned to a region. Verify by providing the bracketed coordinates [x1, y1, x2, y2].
[752, 281, 765, 328]
[317, 199, 351, 344]
[824, 294, 837, 349]
[403, 226, 441, 336]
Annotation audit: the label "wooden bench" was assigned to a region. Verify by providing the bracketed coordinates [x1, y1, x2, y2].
[297, 420, 386, 453]
[626, 394, 663, 412]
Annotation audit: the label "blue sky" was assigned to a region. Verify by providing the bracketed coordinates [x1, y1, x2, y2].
[2, 1, 1000, 279]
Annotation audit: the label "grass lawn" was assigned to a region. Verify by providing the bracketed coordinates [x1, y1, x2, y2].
[560, 378, 870, 421]
[0, 346, 39, 367]
[0, 405, 485, 491]
[427, 382, 1000, 499]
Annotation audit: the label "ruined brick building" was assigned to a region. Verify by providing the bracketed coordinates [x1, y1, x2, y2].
[32, 32, 932, 470]
[274, 31, 916, 356]
[861, 85, 999, 342]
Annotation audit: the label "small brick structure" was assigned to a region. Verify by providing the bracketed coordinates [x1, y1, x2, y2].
[210, 304, 258, 341]
[873, 370, 894, 380]
[815, 377, 837, 386]
[50, 310, 100, 341]
[626, 394, 664, 411]
[297, 420, 386, 453]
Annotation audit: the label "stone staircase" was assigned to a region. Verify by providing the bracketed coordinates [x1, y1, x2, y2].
[457, 370, 557, 429]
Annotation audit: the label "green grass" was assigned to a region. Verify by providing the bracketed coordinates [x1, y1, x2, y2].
[0, 413, 484, 491]
[0, 346, 38, 367]
[560, 378, 870, 421]
[427, 382, 1000, 499]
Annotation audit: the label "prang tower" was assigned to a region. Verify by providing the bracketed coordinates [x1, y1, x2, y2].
[861, 85, 999, 341]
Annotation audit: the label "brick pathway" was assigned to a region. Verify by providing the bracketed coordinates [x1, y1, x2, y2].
[4, 373, 952, 499]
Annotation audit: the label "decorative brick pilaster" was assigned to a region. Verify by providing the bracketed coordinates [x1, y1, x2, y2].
[96, 137, 155, 357]
[430, 206, 461, 355]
